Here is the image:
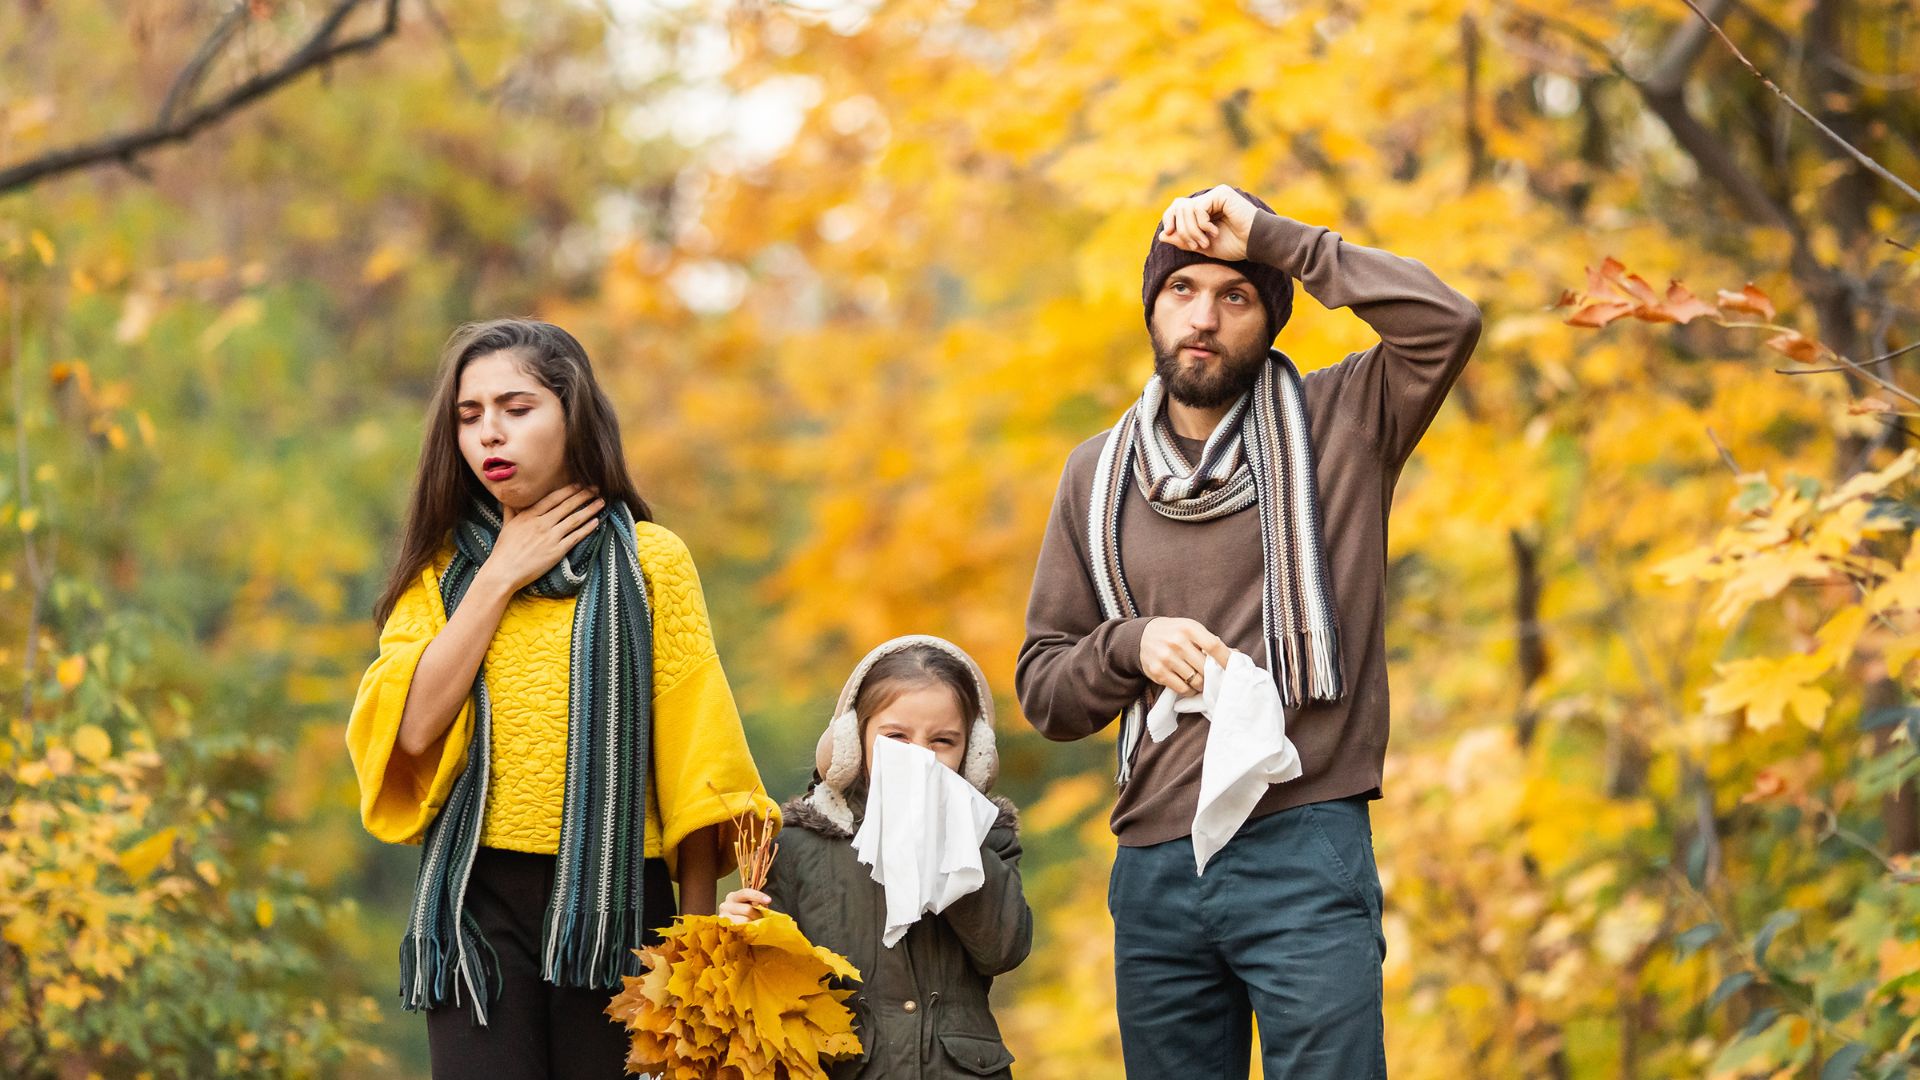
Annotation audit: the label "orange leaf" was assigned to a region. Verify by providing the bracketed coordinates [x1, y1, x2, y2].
[1716, 283, 1776, 320]
[1565, 300, 1634, 328]
[1585, 257, 1627, 296]
[1765, 330, 1824, 364]
[1741, 768, 1791, 804]
[1620, 272, 1661, 307]
[1850, 397, 1894, 415]
[1660, 281, 1720, 324]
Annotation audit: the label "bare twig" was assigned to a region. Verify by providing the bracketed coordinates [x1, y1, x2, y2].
[418, 0, 491, 100]
[1776, 339, 1920, 375]
[1509, 1, 1800, 230]
[728, 792, 778, 893]
[1705, 427, 1744, 473]
[1723, 0, 1920, 91]
[1792, 350, 1920, 409]
[1677, 0, 1920, 208]
[1818, 806, 1903, 875]
[0, 0, 403, 196]
[157, 2, 252, 127]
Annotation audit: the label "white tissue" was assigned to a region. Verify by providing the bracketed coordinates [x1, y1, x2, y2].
[1145, 651, 1304, 873]
[851, 736, 1001, 947]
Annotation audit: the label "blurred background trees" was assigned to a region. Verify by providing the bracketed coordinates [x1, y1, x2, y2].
[2, 0, 1915, 1075]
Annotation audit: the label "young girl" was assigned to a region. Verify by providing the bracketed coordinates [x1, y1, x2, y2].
[721, 635, 1032, 1080]
[347, 319, 775, 1080]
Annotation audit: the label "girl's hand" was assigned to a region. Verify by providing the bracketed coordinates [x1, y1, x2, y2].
[719, 888, 771, 925]
[478, 483, 605, 595]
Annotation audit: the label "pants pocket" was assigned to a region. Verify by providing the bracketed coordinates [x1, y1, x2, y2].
[1302, 801, 1381, 924]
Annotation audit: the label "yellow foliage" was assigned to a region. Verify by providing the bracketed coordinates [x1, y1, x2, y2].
[608, 912, 863, 1080]
[115, 827, 178, 882]
[70, 724, 110, 763]
[1701, 655, 1833, 732]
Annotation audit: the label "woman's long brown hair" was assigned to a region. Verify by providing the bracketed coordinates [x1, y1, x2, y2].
[372, 318, 652, 626]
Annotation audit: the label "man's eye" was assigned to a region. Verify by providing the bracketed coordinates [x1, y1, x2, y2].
[1226, 292, 1246, 303]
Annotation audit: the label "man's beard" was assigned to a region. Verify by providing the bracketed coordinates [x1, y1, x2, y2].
[1151, 330, 1268, 409]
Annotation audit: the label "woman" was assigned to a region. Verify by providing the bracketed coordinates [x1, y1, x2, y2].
[347, 318, 775, 1079]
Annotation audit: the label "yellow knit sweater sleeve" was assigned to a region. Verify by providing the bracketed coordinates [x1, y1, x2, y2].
[635, 522, 781, 876]
[345, 562, 475, 845]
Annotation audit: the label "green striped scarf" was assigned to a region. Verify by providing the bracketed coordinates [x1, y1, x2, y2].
[398, 497, 654, 1024]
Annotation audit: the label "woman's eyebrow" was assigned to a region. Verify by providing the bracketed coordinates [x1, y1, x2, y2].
[456, 389, 540, 408]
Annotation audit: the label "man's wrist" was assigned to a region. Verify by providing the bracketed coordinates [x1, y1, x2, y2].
[1108, 616, 1155, 679]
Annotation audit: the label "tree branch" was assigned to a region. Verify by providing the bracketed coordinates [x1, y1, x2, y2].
[0, 0, 403, 196]
[157, 2, 251, 127]
[1723, 0, 1920, 91]
[1504, 3, 1802, 231]
[1776, 339, 1920, 375]
[1644, 0, 1726, 95]
[1678, 0, 1920, 208]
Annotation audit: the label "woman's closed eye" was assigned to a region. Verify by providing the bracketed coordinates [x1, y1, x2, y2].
[458, 406, 532, 425]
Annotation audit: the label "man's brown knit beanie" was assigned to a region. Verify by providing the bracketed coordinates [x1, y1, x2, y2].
[1141, 187, 1295, 344]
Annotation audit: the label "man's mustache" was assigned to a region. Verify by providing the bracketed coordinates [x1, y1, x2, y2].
[1175, 334, 1224, 354]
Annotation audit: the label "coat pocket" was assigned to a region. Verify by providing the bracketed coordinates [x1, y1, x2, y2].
[937, 1032, 1015, 1077]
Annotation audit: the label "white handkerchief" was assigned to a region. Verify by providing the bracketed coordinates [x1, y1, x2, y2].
[851, 736, 1001, 948]
[1145, 651, 1304, 873]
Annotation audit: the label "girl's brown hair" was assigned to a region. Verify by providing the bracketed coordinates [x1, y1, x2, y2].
[372, 319, 651, 626]
[853, 645, 982, 744]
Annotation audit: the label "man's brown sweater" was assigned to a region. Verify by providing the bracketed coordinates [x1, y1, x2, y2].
[1015, 210, 1482, 847]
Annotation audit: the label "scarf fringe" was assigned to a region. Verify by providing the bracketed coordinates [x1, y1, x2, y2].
[397, 910, 502, 1022]
[542, 904, 647, 989]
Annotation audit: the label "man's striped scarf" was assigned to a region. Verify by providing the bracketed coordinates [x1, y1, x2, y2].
[1087, 351, 1344, 784]
[398, 497, 654, 1024]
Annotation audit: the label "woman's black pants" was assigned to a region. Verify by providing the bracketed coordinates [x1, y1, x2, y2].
[425, 846, 675, 1079]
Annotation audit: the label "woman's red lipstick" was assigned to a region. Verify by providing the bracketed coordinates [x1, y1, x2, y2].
[483, 457, 517, 482]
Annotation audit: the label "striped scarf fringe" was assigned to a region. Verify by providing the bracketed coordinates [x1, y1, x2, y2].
[1087, 351, 1343, 785]
[398, 497, 654, 1024]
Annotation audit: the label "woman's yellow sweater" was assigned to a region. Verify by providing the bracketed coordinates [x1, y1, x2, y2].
[345, 521, 776, 874]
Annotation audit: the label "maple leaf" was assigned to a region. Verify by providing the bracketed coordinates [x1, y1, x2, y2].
[1702, 655, 1833, 731]
[1559, 260, 1725, 327]
[1660, 281, 1720, 324]
[1764, 330, 1825, 364]
[1715, 283, 1776, 320]
[609, 912, 863, 1080]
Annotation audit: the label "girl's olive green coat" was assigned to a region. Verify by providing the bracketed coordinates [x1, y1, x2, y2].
[765, 792, 1031, 1080]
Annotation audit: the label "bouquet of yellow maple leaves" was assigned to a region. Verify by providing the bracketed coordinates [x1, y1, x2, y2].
[607, 804, 863, 1079]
